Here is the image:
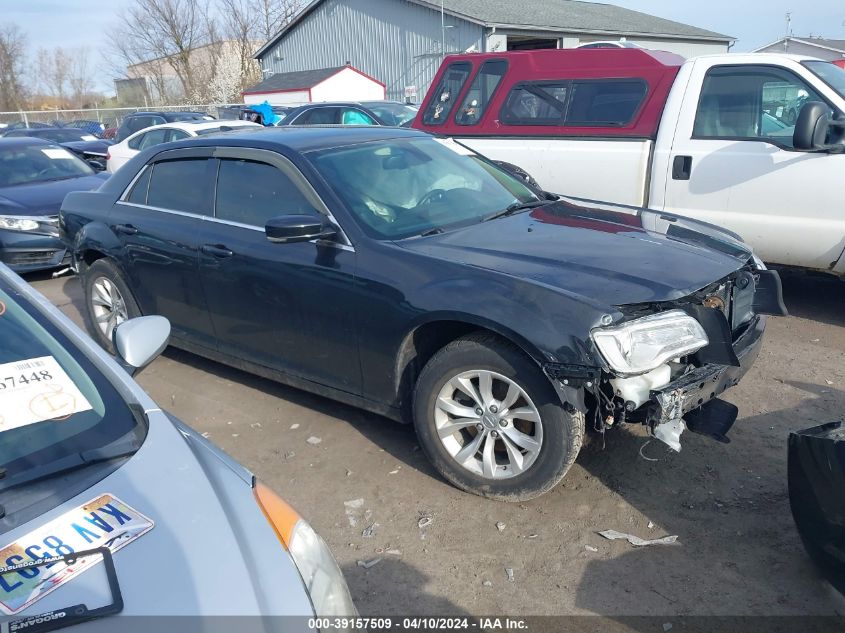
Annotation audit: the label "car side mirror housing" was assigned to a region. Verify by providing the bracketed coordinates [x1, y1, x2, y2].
[86, 159, 107, 172]
[113, 316, 170, 376]
[265, 213, 337, 244]
[793, 101, 838, 151]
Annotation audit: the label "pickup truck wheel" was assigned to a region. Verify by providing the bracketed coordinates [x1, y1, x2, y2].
[413, 333, 584, 501]
[82, 259, 141, 354]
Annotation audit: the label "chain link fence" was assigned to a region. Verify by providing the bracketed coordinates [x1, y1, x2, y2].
[0, 104, 247, 131]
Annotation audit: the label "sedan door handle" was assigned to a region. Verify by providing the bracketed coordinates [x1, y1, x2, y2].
[114, 223, 139, 235]
[672, 155, 693, 181]
[200, 244, 234, 258]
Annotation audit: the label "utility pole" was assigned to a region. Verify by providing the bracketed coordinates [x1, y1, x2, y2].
[441, 0, 446, 60]
[784, 12, 791, 52]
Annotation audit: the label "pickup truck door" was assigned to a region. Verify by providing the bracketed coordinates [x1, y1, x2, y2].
[660, 59, 845, 272]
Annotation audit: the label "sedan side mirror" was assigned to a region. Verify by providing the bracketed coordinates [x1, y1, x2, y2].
[113, 316, 170, 376]
[265, 213, 337, 244]
[86, 159, 107, 172]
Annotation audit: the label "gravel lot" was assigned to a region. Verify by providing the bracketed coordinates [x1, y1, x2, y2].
[26, 269, 845, 620]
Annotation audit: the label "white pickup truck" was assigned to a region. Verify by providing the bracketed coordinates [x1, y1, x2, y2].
[413, 49, 845, 275]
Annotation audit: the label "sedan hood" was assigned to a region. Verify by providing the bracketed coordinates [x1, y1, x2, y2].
[5, 411, 311, 617]
[0, 174, 108, 216]
[399, 196, 753, 306]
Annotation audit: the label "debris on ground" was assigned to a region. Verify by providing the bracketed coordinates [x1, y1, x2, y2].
[250, 422, 262, 429]
[418, 516, 433, 529]
[357, 558, 382, 569]
[598, 529, 679, 547]
[290, 423, 300, 429]
[284, 451, 295, 459]
[495, 521, 506, 532]
[362, 523, 378, 538]
[482, 580, 493, 587]
[648, 521, 655, 530]
[585, 545, 598, 552]
[306, 436, 322, 445]
[346, 469, 353, 477]
[385, 548, 402, 556]
[526, 534, 538, 539]
[201, 432, 210, 438]
[344, 498, 365, 527]
[505, 568, 514, 582]
[389, 467, 401, 474]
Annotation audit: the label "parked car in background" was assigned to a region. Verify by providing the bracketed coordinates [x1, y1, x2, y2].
[413, 48, 845, 276]
[106, 119, 261, 172]
[0, 262, 357, 623]
[61, 126, 785, 501]
[282, 100, 419, 126]
[2, 121, 51, 132]
[64, 119, 108, 138]
[114, 111, 214, 142]
[0, 138, 108, 273]
[2, 127, 113, 169]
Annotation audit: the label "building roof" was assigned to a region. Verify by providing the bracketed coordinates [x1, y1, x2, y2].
[255, 0, 732, 59]
[243, 66, 348, 94]
[752, 36, 845, 54]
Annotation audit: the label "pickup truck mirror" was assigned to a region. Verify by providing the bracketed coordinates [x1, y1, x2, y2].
[793, 102, 832, 151]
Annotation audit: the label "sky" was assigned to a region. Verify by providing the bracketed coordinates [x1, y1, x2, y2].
[3, 0, 844, 94]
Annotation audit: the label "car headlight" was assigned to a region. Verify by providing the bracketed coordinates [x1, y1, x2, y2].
[0, 216, 40, 231]
[592, 310, 709, 375]
[254, 482, 357, 618]
[752, 253, 767, 270]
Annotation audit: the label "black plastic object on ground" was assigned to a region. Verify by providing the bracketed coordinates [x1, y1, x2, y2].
[788, 421, 845, 595]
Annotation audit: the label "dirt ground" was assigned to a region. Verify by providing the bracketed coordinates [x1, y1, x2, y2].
[27, 269, 845, 620]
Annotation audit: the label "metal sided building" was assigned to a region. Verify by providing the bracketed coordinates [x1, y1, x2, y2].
[253, 0, 733, 102]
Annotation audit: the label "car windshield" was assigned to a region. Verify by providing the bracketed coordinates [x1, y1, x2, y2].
[309, 137, 538, 239]
[0, 144, 94, 187]
[0, 280, 142, 529]
[363, 103, 419, 126]
[804, 61, 845, 99]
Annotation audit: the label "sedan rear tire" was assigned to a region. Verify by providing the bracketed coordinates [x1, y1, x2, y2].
[82, 259, 141, 354]
[413, 333, 584, 501]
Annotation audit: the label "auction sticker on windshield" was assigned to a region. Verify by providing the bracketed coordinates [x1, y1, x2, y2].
[0, 494, 154, 615]
[0, 356, 92, 433]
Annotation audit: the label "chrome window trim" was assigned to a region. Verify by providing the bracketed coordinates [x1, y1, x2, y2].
[114, 200, 210, 220]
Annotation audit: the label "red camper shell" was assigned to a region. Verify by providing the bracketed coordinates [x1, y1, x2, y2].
[412, 48, 684, 139]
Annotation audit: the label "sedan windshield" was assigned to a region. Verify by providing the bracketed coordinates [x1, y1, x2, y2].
[0, 281, 142, 529]
[309, 137, 538, 239]
[363, 103, 419, 126]
[804, 61, 845, 99]
[0, 144, 94, 187]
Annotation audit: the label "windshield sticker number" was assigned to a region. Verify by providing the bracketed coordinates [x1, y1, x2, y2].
[0, 356, 92, 433]
[40, 148, 74, 160]
[0, 494, 154, 615]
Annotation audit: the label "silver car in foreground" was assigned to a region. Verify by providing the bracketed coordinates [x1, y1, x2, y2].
[0, 263, 356, 629]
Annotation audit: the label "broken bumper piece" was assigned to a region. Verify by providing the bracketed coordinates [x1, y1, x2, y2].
[647, 314, 766, 450]
[789, 421, 845, 596]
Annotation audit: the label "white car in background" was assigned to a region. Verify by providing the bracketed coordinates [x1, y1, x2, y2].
[106, 119, 261, 172]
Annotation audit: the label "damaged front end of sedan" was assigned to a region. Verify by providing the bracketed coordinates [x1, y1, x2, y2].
[549, 261, 788, 451]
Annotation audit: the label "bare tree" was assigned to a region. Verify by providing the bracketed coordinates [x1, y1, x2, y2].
[36, 47, 72, 106]
[0, 23, 27, 111]
[67, 47, 96, 107]
[109, 0, 217, 103]
[252, 0, 303, 42]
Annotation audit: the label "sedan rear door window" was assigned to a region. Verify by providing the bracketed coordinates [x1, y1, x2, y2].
[215, 158, 317, 227]
[146, 158, 214, 215]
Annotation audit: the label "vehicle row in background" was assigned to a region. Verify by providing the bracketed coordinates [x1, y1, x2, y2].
[2, 126, 113, 169]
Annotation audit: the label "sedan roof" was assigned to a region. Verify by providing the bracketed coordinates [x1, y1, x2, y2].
[0, 136, 51, 148]
[164, 125, 431, 153]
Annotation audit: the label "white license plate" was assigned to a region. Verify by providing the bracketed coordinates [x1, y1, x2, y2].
[0, 494, 154, 615]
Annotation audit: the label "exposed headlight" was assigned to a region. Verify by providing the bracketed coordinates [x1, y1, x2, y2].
[0, 216, 40, 231]
[254, 482, 357, 618]
[592, 310, 709, 375]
